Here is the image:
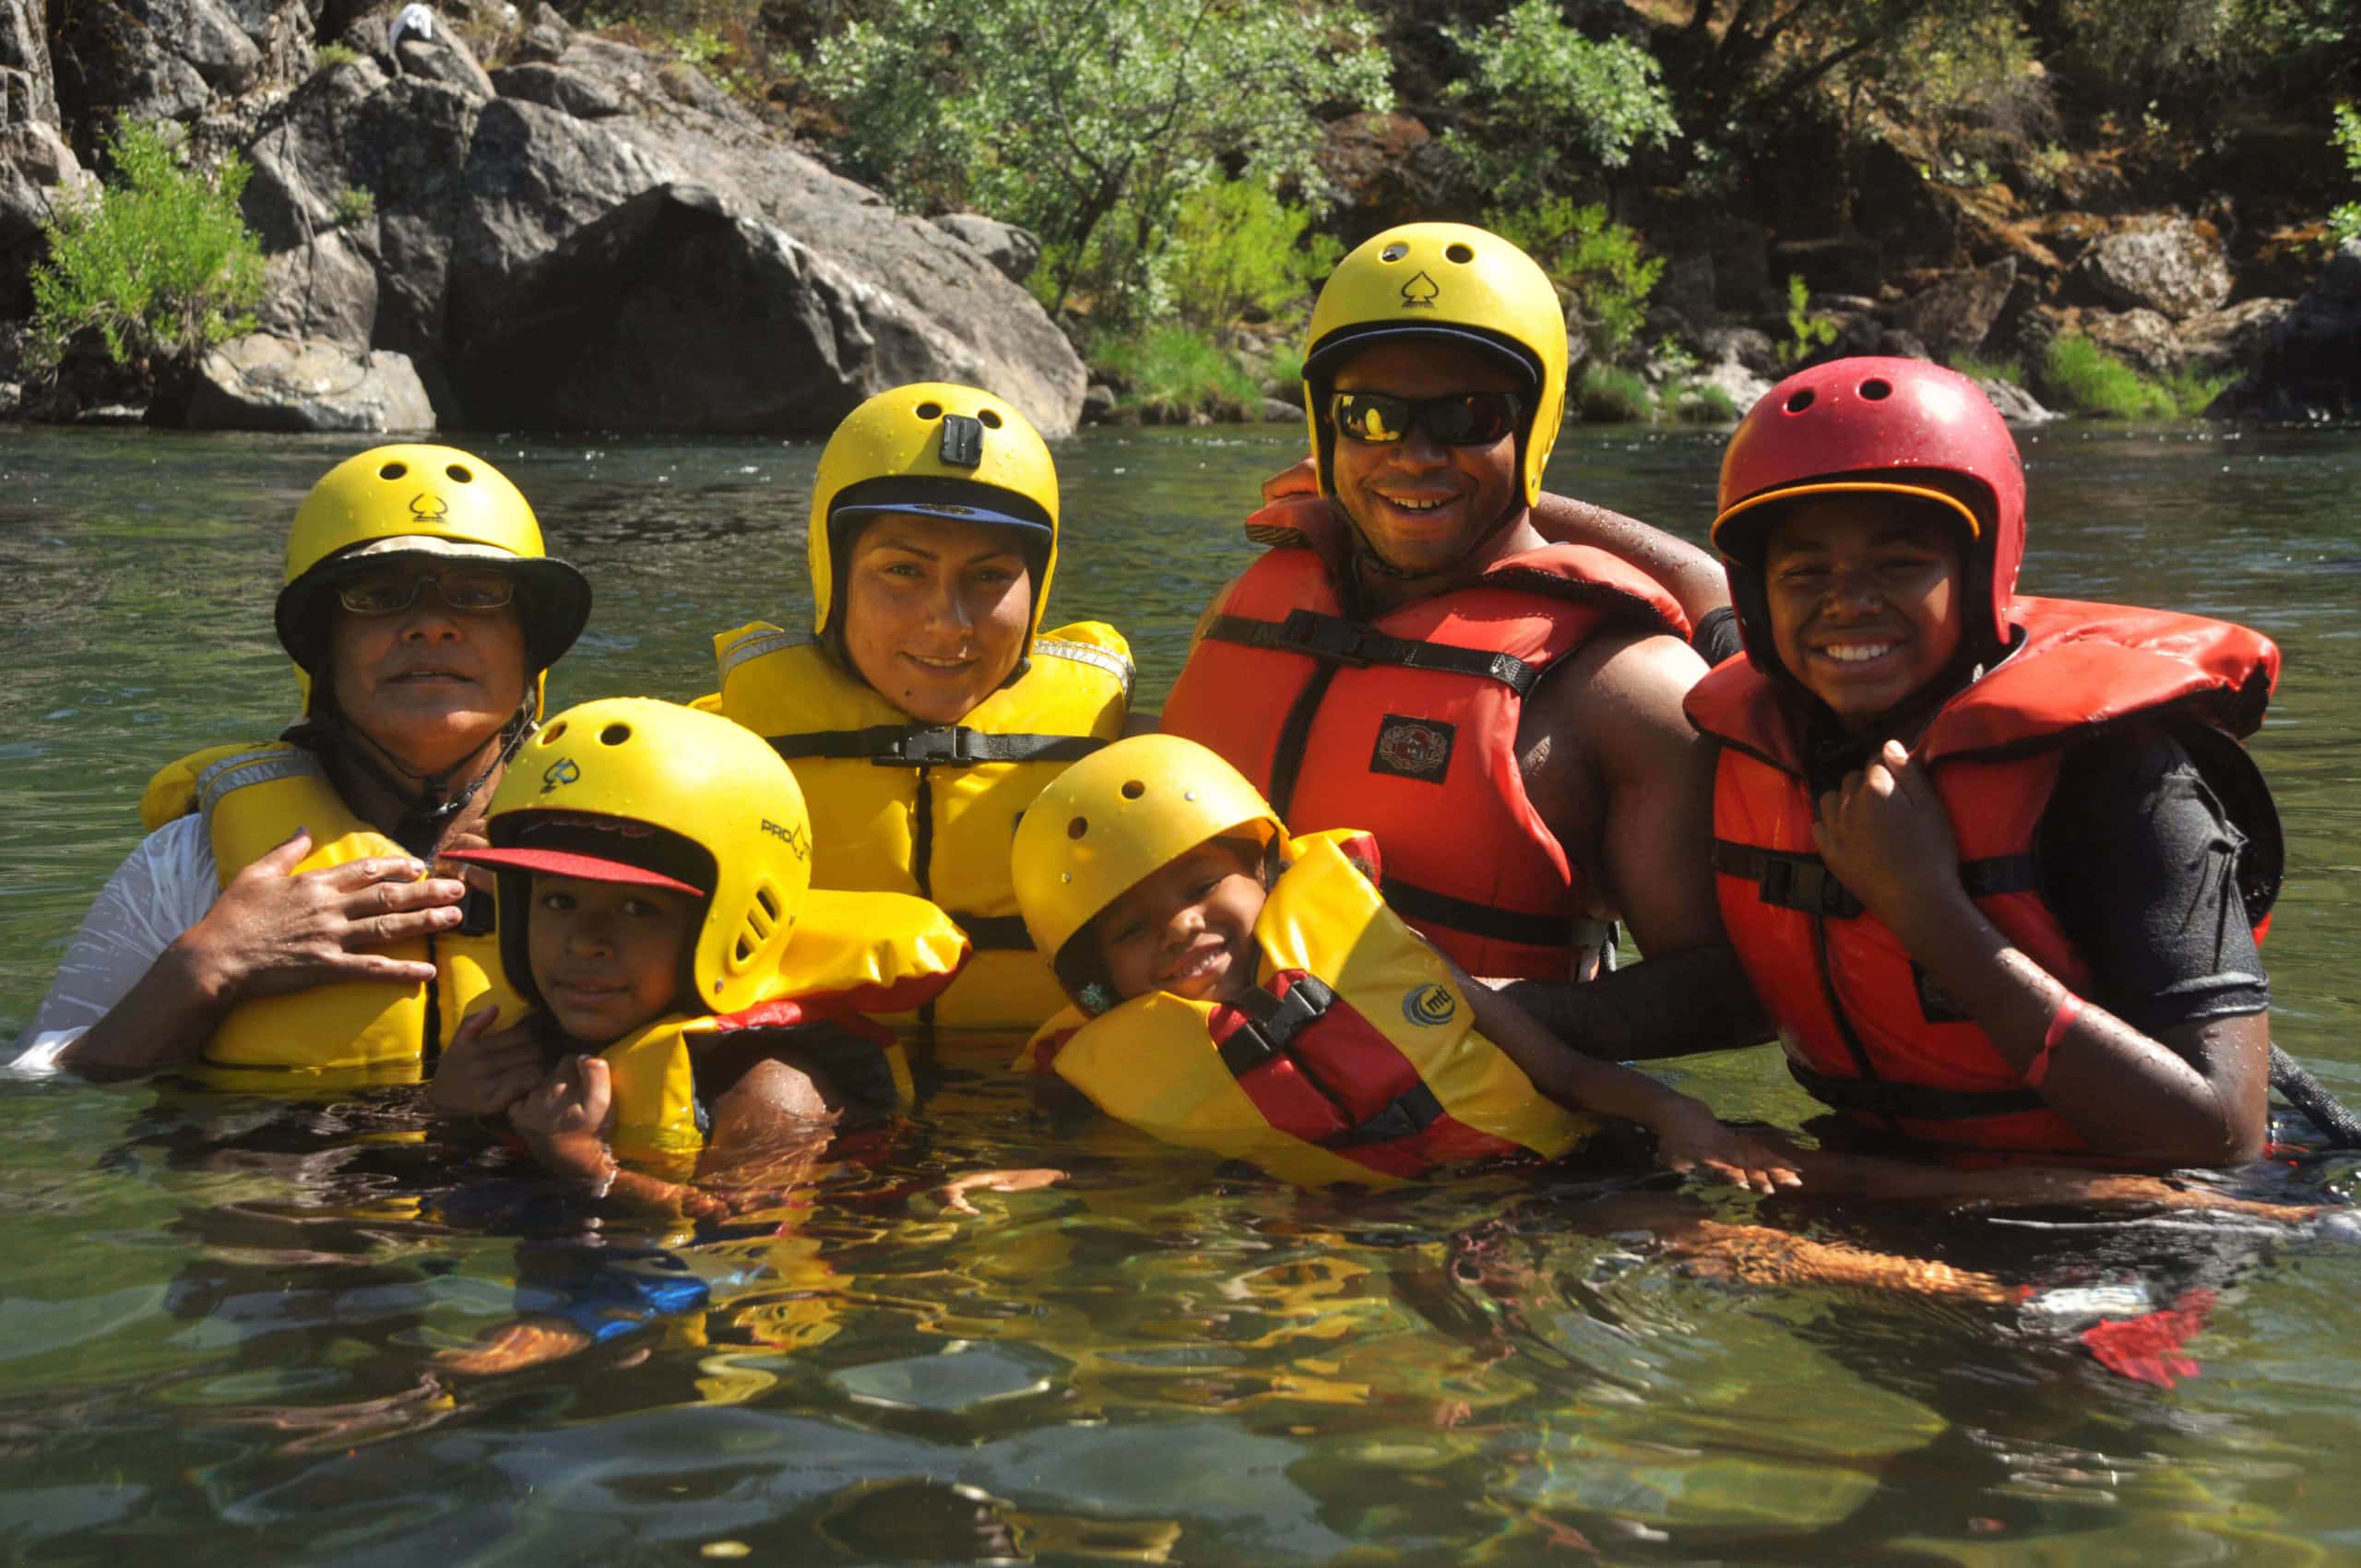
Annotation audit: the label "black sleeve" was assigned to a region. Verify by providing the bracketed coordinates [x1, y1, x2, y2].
[1691, 605, 1745, 667]
[2036, 722, 2269, 1038]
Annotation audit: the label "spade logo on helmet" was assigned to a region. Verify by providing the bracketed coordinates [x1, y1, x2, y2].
[540, 757, 580, 793]
[1401, 982, 1456, 1027]
[1400, 271, 1439, 309]
[409, 493, 449, 524]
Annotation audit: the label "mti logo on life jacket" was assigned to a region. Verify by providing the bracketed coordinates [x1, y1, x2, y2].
[1370, 715, 1455, 783]
[1401, 982, 1457, 1027]
[409, 493, 449, 523]
[540, 757, 580, 793]
[1400, 271, 1440, 309]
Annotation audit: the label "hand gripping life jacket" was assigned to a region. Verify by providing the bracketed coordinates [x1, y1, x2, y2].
[141, 742, 529, 1083]
[593, 888, 967, 1171]
[1686, 597, 2283, 1158]
[706, 620, 1132, 1037]
[1161, 497, 1690, 980]
[1017, 830, 1598, 1187]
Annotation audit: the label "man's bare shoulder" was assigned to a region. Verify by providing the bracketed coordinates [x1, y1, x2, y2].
[1533, 627, 1709, 737]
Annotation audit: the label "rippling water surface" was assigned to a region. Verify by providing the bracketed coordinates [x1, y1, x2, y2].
[3, 422, 2359, 1564]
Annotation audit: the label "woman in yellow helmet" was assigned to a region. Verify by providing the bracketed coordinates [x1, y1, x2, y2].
[706, 384, 1133, 1045]
[14, 445, 590, 1084]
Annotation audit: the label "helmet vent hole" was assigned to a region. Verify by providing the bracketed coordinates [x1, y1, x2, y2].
[1784, 389, 1816, 413]
[1380, 242, 1408, 262]
[1067, 815, 1088, 839]
[1444, 243, 1474, 264]
[599, 722, 631, 745]
[915, 400, 943, 420]
[1859, 379, 1892, 400]
[734, 933, 754, 962]
[978, 409, 1003, 429]
[754, 887, 780, 921]
[446, 463, 473, 482]
[378, 460, 408, 480]
[542, 720, 567, 742]
[1121, 780, 1145, 800]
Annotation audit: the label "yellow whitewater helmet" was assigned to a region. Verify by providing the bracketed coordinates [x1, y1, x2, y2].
[449, 697, 815, 1016]
[1012, 733, 1284, 1006]
[1300, 221, 1569, 508]
[807, 383, 1061, 658]
[274, 444, 591, 714]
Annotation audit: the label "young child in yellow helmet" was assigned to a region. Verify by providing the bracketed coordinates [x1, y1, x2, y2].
[1001, 734, 1799, 1191]
[444, 697, 969, 1217]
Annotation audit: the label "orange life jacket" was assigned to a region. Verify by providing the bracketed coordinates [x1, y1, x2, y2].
[1686, 596, 2282, 1158]
[1163, 498, 1689, 980]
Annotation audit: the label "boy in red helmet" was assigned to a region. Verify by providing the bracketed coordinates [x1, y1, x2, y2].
[1687, 357, 2283, 1169]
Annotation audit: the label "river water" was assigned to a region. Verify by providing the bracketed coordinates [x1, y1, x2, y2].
[3, 422, 2358, 1564]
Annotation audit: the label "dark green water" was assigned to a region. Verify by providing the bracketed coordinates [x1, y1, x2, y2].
[3, 423, 2358, 1564]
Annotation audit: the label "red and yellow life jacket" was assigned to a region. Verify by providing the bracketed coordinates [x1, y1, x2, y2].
[142, 742, 528, 1084]
[1686, 597, 2281, 1158]
[704, 621, 1131, 1039]
[1162, 498, 1688, 980]
[1018, 830, 1598, 1186]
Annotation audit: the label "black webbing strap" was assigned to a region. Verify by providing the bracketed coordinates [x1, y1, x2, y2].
[1786, 1058, 2048, 1121]
[948, 912, 1032, 952]
[1203, 610, 1539, 696]
[1713, 842, 2040, 920]
[770, 727, 1107, 766]
[1216, 975, 1337, 1075]
[1381, 875, 1571, 949]
[1215, 975, 1453, 1149]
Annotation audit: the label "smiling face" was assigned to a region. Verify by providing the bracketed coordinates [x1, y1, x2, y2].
[1761, 498, 1968, 731]
[1090, 838, 1266, 1008]
[1327, 340, 1526, 579]
[837, 514, 1035, 724]
[326, 571, 528, 774]
[525, 874, 699, 1047]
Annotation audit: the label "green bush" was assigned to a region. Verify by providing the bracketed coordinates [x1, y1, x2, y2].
[1667, 381, 1739, 424]
[1162, 180, 1342, 330]
[313, 42, 362, 70]
[2041, 335, 2175, 418]
[1091, 326, 1262, 414]
[1949, 350, 2023, 386]
[1776, 275, 1840, 370]
[2159, 363, 2236, 417]
[28, 119, 266, 376]
[1574, 362, 1655, 423]
[1485, 197, 1662, 362]
[1442, 0, 1679, 208]
[2331, 102, 2361, 246]
[331, 184, 376, 227]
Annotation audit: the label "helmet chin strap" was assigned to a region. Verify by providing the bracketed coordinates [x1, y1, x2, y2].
[321, 696, 537, 859]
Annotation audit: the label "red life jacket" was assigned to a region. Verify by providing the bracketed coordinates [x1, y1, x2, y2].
[1686, 596, 2282, 1158]
[1163, 498, 1689, 980]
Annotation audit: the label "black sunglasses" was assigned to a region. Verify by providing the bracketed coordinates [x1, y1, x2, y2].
[335, 567, 518, 615]
[1329, 390, 1525, 447]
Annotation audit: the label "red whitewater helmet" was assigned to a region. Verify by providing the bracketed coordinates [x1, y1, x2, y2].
[1711, 357, 2026, 672]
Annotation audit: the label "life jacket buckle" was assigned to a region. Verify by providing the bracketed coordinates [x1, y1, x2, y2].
[1280, 608, 1374, 666]
[884, 726, 976, 766]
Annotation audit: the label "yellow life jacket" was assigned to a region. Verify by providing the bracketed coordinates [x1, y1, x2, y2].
[706, 621, 1132, 1039]
[141, 742, 528, 1084]
[1019, 832, 1597, 1187]
[589, 888, 963, 1167]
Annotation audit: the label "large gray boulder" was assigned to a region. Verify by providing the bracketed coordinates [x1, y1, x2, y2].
[931, 212, 1039, 286]
[2076, 307, 2182, 377]
[2207, 241, 2361, 422]
[2176, 297, 2294, 372]
[2079, 216, 2233, 321]
[50, 0, 262, 126]
[184, 330, 434, 430]
[235, 35, 1085, 432]
[0, 121, 93, 313]
[1892, 257, 2015, 358]
[2, 0, 58, 126]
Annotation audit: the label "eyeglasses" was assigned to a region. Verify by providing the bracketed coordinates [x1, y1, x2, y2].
[1329, 390, 1525, 447]
[335, 568, 518, 615]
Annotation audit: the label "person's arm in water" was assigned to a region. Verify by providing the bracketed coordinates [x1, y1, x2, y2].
[1257, 457, 1731, 629]
[61, 830, 468, 1076]
[1504, 633, 1773, 1059]
[1814, 739, 2269, 1166]
[1461, 972, 1797, 1193]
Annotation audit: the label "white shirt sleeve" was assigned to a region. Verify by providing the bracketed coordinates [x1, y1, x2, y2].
[9, 815, 220, 1075]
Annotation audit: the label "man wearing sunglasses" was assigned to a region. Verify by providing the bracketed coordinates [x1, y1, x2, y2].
[16, 445, 592, 1085]
[1165, 222, 1766, 1060]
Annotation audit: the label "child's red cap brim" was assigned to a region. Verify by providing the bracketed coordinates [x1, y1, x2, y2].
[442, 846, 704, 896]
